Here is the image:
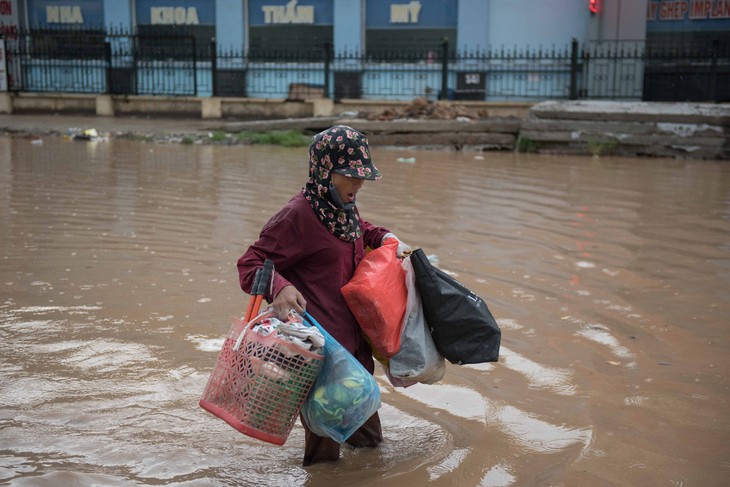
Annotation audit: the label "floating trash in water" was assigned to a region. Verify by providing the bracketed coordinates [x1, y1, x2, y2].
[396, 157, 417, 163]
[66, 127, 108, 141]
[624, 395, 649, 406]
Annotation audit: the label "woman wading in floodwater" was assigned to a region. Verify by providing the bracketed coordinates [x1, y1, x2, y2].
[237, 125, 411, 465]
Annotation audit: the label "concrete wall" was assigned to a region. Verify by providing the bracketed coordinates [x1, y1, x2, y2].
[521, 100, 730, 160]
[2, 93, 726, 160]
[0, 92, 532, 120]
[7, 93, 98, 114]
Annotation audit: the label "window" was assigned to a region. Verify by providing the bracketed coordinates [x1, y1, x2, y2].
[248, 25, 333, 60]
[136, 24, 214, 61]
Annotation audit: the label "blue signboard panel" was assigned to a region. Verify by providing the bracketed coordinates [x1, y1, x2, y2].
[27, 0, 104, 28]
[366, 0, 457, 28]
[248, 0, 333, 26]
[646, 0, 730, 32]
[136, 0, 215, 25]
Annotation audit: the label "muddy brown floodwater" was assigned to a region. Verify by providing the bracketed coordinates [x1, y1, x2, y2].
[0, 135, 729, 487]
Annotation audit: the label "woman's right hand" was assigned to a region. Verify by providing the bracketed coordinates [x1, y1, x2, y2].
[272, 285, 307, 320]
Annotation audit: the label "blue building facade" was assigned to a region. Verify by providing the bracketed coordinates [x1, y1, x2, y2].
[1, 0, 728, 101]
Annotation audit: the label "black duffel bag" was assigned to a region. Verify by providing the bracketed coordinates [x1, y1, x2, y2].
[410, 248, 501, 365]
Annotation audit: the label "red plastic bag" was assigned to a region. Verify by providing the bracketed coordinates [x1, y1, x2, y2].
[341, 238, 407, 358]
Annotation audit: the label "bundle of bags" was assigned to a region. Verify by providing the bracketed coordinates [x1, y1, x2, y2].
[342, 238, 502, 387]
[302, 239, 502, 445]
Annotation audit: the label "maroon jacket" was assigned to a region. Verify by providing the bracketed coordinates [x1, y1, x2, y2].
[237, 192, 390, 371]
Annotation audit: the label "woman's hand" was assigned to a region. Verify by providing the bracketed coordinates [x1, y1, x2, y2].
[383, 232, 412, 257]
[272, 285, 307, 320]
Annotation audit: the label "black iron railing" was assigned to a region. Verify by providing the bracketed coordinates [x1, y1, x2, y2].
[2, 29, 728, 102]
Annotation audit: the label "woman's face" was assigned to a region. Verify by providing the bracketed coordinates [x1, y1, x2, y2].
[331, 172, 366, 204]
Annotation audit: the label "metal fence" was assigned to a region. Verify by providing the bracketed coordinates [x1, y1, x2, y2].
[3, 29, 728, 102]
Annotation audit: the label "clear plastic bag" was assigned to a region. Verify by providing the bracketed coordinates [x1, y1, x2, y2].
[300, 313, 381, 443]
[388, 256, 446, 384]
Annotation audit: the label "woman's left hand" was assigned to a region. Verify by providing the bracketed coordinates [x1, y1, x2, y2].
[383, 233, 412, 257]
[271, 285, 307, 320]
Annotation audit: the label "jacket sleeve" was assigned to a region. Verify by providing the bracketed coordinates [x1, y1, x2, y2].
[361, 218, 391, 250]
[237, 205, 306, 303]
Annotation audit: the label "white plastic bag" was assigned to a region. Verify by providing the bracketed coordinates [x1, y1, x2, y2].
[388, 256, 446, 384]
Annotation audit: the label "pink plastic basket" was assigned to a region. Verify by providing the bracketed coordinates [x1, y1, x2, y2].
[200, 311, 324, 445]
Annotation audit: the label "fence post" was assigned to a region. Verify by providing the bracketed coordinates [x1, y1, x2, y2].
[440, 37, 449, 100]
[211, 37, 217, 97]
[0, 38, 8, 93]
[192, 36, 198, 96]
[132, 34, 138, 95]
[710, 39, 719, 102]
[570, 38, 578, 100]
[323, 42, 331, 98]
[105, 41, 112, 94]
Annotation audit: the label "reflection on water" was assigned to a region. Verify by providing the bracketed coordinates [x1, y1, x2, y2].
[1, 136, 729, 486]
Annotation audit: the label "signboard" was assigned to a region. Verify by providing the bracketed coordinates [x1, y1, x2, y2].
[366, 0, 458, 28]
[647, 0, 730, 31]
[248, 0, 333, 57]
[365, 0, 457, 56]
[27, 0, 105, 28]
[0, 0, 19, 38]
[456, 71, 486, 100]
[248, 0, 333, 26]
[136, 0, 215, 25]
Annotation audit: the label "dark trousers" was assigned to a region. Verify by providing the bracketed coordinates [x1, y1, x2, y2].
[301, 411, 383, 466]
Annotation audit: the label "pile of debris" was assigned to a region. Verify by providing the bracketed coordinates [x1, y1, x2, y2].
[365, 97, 486, 121]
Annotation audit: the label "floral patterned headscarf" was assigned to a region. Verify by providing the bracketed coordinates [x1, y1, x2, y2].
[303, 125, 381, 242]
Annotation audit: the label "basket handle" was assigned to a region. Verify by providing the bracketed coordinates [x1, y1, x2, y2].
[233, 308, 275, 351]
